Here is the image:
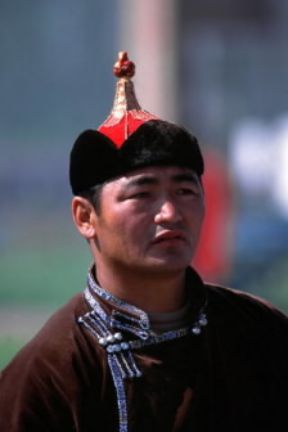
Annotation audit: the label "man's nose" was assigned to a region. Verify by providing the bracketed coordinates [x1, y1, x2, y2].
[154, 199, 182, 224]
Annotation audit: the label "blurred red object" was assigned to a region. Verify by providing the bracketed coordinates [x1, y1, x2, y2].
[193, 150, 234, 284]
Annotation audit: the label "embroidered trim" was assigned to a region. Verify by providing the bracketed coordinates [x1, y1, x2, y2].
[108, 354, 129, 432]
[87, 272, 150, 330]
[78, 272, 208, 432]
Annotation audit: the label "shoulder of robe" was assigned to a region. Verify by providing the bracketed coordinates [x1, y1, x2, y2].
[0, 292, 100, 383]
[205, 282, 288, 338]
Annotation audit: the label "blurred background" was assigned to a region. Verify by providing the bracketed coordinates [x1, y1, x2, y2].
[1, 0, 288, 369]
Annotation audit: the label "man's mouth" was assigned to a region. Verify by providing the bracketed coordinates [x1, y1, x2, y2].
[152, 230, 186, 244]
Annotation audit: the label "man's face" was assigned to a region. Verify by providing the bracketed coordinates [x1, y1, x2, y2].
[93, 165, 205, 274]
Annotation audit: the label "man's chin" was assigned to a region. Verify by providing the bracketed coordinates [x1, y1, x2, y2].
[142, 255, 192, 273]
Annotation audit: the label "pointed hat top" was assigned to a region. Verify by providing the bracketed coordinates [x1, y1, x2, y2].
[98, 51, 158, 147]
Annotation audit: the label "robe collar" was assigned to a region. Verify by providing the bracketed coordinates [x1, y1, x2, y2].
[84, 265, 208, 341]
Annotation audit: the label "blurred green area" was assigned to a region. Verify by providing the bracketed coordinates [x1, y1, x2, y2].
[245, 255, 288, 316]
[0, 337, 28, 370]
[0, 240, 91, 369]
[0, 245, 90, 307]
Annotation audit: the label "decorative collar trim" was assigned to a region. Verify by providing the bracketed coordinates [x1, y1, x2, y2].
[78, 266, 208, 432]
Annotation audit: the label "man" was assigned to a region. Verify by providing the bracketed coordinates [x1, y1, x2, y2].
[0, 52, 287, 432]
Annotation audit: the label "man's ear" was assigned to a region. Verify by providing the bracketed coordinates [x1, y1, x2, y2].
[71, 196, 97, 240]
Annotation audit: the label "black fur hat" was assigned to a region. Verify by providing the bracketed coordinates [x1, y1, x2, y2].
[69, 119, 204, 194]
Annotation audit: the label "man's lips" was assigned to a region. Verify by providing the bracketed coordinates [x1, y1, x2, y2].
[152, 230, 187, 244]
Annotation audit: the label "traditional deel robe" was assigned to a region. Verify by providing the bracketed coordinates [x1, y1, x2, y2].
[0, 267, 287, 432]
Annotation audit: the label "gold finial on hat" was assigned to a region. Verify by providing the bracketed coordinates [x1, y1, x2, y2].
[113, 51, 135, 79]
[111, 51, 141, 114]
[98, 51, 158, 146]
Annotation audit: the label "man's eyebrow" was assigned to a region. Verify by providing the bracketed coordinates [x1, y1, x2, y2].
[171, 173, 199, 183]
[124, 172, 199, 189]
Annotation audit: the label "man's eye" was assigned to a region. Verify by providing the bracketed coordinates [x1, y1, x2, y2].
[177, 188, 196, 195]
[130, 191, 151, 199]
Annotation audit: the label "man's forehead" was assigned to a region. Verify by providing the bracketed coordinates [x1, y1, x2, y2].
[104, 166, 199, 189]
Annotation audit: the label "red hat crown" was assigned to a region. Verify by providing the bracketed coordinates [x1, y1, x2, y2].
[98, 51, 158, 148]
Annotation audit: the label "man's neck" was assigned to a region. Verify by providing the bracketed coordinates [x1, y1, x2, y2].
[94, 263, 187, 314]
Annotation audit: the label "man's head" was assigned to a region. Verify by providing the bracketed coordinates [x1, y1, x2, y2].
[69, 52, 205, 275]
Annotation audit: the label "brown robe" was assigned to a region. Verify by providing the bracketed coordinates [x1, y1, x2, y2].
[0, 268, 287, 431]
